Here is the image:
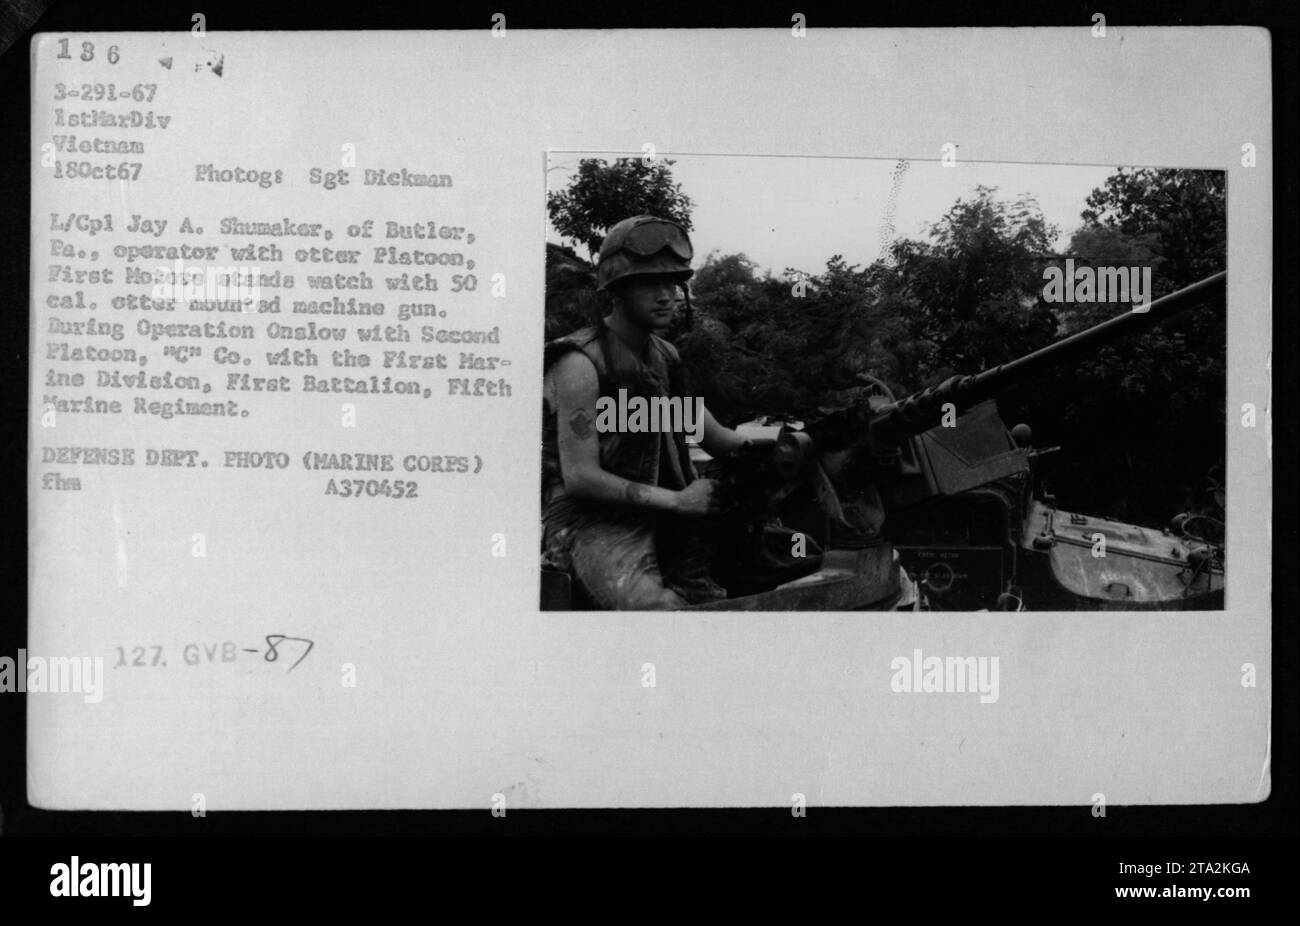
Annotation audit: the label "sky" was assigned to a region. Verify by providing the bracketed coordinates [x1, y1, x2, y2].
[546, 153, 1120, 277]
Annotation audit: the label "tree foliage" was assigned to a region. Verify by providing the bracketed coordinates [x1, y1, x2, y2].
[1032, 168, 1227, 521]
[1081, 168, 1226, 285]
[544, 242, 601, 340]
[546, 157, 695, 257]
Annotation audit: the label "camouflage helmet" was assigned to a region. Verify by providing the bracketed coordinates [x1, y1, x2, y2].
[596, 215, 694, 292]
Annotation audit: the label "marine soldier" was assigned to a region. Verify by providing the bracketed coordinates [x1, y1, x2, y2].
[541, 215, 755, 609]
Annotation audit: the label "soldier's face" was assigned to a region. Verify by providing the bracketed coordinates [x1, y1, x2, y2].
[615, 277, 682, 330]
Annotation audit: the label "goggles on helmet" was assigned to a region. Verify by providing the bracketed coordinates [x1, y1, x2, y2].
[615, 218, 693, 261]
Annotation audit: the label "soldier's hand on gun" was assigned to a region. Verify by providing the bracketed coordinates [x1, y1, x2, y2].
[674, 478, 723, 517]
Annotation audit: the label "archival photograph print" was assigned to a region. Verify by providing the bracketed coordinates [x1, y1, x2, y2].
[541, 153, 1227, 612]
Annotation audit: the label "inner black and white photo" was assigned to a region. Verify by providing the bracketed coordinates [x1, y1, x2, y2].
[542, 154, 1226, 611]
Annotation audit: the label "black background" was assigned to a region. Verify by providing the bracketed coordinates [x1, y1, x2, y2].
[0, 0, 1294, 909]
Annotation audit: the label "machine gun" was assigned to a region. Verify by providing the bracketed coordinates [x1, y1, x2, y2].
[799, 271, 1222, 492]
[705, 271, 1227, 610]
[811, 271, 1225, 458]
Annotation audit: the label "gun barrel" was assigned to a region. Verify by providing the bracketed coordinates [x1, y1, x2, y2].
[874, 270, 1226, 437]
[962, 270, 1226, 401]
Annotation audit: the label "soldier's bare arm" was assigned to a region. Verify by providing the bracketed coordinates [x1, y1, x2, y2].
[551, 352, 719, 516]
